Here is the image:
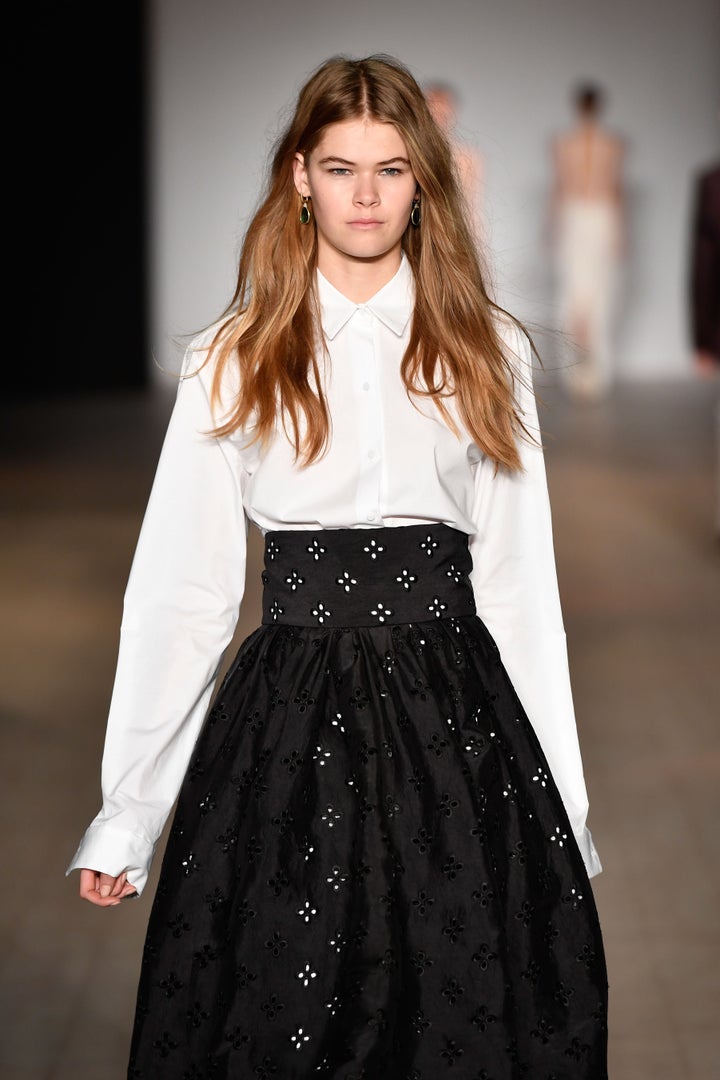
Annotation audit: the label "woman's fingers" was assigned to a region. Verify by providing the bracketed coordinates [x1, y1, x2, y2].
[78, 868, 137, 906]
[107, 871, 127, 897]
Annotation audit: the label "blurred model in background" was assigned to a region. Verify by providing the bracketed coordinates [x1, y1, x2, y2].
[548, 83, 627, 401]
[425, 81, 484, 242]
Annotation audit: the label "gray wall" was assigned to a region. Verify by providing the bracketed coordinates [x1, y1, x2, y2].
[149, 0, 720, 382]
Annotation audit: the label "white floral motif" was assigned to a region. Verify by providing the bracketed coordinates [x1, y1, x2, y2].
[420, 534, 439, 557]
[267, 539, 279, 561]
[328, 929, 347, 953]
[306, 538, 326, 560]
[321, 805, 342, 828]
[312, 744, 332, 765]
[285, 569, 304, 591]
[446, 563, 464, 583]
[296, 962, 318, 987]
[311, 602, 331, 624]
[336, 570, 358, 592]
[396, 567, 417, 590]
[428, 596, 447, 618]
[331, 712, 346, 734]
[300, 841, 315, 863]
[370, 602, 394, 623]
[363, 538, 386, 559]
[269, 599, 284, 622]
[532, 765, 548, 787]
[326, 865, 348, 891]
[296, 899, 318, 923]
[290, 1026, 311, 1051]
[563, 886, 584, 907]
[549, 825, 568, 847]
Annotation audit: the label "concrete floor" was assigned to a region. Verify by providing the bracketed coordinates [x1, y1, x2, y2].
[1, 374, 718, 1079]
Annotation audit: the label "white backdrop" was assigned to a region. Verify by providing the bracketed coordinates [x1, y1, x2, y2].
[148, 0, 720, 383]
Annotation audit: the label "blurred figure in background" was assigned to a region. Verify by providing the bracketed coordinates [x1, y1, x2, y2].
[689, 158, 720, 375]
[547, 82, 627, 401]
[688, 154, 720, 533]
[425, 81, 484, 241]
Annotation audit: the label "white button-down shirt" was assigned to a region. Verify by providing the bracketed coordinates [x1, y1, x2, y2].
[67, 256, 601, 894]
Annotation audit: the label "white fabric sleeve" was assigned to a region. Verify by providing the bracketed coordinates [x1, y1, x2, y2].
[66, 341, 249, 895]
[468, 323, 602, 878]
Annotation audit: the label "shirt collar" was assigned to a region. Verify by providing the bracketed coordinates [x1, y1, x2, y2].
[317, 254, 414, 340]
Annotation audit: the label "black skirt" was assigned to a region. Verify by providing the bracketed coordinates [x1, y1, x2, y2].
[128, 524, 608, 1079]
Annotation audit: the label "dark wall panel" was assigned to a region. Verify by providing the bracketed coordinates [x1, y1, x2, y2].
[9, 2, 148, 396]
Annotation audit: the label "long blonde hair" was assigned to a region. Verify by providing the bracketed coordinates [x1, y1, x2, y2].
[203, 54, 532, 471]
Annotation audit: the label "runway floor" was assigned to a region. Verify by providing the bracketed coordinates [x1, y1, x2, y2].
[1, 374, 718, 1079]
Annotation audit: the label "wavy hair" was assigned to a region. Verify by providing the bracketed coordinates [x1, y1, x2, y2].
[201, 53, 533, 471]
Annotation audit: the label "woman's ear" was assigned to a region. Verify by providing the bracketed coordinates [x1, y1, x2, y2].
[293, 152, 309, 197]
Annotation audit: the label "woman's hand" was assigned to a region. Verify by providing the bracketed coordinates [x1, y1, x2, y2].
[79, 868, 138, 907]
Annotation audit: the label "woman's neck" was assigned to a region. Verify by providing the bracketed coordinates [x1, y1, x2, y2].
[316, 246, 403, 303]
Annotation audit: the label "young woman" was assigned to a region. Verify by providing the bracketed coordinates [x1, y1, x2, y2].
[68, 54, 608, 1079]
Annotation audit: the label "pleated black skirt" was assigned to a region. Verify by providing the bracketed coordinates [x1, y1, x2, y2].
[128, 524, 608, 1079]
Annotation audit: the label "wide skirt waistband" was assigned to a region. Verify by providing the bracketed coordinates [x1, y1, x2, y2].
[260, 523, 476, 628]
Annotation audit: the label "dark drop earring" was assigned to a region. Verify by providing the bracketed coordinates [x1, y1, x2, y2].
[410, 199, 421, 228]
[300, 196, 312, 225]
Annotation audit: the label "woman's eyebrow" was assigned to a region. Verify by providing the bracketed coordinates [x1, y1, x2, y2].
[316, 155, 411, 166]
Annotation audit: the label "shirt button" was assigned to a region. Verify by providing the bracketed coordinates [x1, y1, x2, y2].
[362, 382, 370, 392]
[366, 511, 376, 522]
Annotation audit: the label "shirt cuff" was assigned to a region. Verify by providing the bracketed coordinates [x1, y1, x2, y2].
[575, 825, 603, 879]
[65, 823, 155, 896]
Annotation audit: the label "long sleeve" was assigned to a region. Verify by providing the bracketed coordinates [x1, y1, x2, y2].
[66, 342, 249, 895]
[468, 323, 602, 878]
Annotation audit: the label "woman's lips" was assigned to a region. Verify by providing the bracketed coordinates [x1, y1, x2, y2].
[348, 219, 383, 228]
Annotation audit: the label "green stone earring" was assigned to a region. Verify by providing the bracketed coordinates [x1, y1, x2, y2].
[410, 199, 421, 228]
[300, 196, 311, 225]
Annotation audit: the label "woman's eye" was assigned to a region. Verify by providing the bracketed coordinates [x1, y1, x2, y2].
[381, 167, 402, 176]
[329, 168, 351, 175]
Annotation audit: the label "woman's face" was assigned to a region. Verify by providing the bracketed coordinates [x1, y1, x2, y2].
[293, 118, 418, 270]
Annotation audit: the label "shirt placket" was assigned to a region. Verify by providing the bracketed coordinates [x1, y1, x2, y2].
[352, 306, 384, 524]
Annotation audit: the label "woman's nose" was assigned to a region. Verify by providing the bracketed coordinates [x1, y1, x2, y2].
[353, 175, 380, 206]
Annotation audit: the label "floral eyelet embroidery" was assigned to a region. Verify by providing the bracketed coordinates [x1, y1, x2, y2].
[420, 533, 439, 557]
[306, 538, 326, 560]
[370, 602, 393, 623]
[321, 805, 342, 828]
[311, 602, 331, 624]
[549, 825, 568, 847]
[396, 567, 417, 590]
[296, 899, 318, 923]
[439, 1038, 463, 1064]
[446, 562, 465, 583]
[290, 1026, 311, 1050]
[325, 865, 348, 891]
[363, 538, 385, 559]
[533, 765, 549, 787]
[296, 962, 317, 987]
